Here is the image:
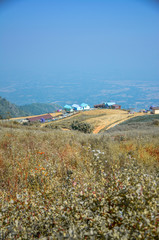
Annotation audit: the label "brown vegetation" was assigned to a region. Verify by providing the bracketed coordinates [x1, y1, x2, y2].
[0, 123, 159, 239]
[41, 109, 146, 134]
[85, 110, 145, 133]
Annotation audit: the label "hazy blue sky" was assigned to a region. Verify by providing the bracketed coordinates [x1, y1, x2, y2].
[0, 0, 159, 85]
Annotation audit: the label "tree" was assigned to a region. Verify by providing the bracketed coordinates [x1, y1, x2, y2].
[71, 120, 93, 133]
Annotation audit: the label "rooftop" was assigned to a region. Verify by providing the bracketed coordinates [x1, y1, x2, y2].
[27, 114, 53, 122]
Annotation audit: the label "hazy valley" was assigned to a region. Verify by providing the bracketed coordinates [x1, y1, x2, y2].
[0, 79, 158, 110]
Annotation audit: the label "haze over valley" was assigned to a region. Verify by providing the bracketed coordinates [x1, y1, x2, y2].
[0, 77, 158, 110]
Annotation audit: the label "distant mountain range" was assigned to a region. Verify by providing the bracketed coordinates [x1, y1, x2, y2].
[0, 96, 61, 119]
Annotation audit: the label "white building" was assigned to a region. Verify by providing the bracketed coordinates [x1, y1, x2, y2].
[72, 104, 83, 111]
[151, 107, 159, 114]
[81, 103, 90, 110]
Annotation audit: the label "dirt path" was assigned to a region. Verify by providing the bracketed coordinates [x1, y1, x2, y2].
[93, 124, 107, 134]
[93, 113, 145, 134]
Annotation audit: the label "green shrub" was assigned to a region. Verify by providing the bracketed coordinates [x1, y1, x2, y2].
[71, 120, 93, 133]
[153, 119, 159, 126]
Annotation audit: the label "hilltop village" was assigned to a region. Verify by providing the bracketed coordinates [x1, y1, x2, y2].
[8, 102, 120, 124]
[7, 101, 159, 125]
[64, 102, 121, 113]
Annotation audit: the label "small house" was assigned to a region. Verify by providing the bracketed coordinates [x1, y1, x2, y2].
[72, 104, 83, 111]
[94, 103, 106, 108]
[64, 105, 73, 113]
[151, 107, 159, 114]
[81, 103, 90, 110]
[112, 104, 121, 109]
[27, 114, 53, 122]
[105, 102, 116, 109]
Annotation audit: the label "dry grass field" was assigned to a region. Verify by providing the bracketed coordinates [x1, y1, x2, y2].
[10, 109, 146, 134]
[83, 109, 145, 133]
[0, 124, 159, 239]
[47, 109, 145, 133]
[1, 112, 159, 239]
[41, 109, 146, 133]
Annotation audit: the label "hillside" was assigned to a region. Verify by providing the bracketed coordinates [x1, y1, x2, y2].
[106, 114, 159, 134]
[19, 102, 61, 116]
[0, 96, 27, 119]
[0, 96, 61, 119]
[43, 109, 146, 134]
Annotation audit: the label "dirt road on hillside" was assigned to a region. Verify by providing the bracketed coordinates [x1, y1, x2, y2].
[40, 109, 145, 133]
[92, 113, 145, 134]
[10, 108, 146, 134]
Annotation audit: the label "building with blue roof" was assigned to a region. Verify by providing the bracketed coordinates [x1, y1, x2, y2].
[64, 105, 73, 112]
[104, 102, 116, 108]
[105, 102, 116, 106]
[72, 104, 82, 111]
[81, 103, 90, 110]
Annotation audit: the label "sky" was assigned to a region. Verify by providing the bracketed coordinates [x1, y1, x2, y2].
[0, 0, 159, 89]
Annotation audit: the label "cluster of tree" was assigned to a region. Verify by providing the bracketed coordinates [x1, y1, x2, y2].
[71, 120, 93, 133]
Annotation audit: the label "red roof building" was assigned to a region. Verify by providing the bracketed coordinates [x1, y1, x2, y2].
[94, 103, 106, 108]
[111, 104, 121, 109]
[27, 114, 53, 122]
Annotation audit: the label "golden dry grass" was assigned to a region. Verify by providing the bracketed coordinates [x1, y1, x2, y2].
[9, 109, 147, 135]
[82, 109, 125, 116]
[10, 112, 62, 120]
[40, 109, 146, 133]
[0, 125, 159, 239]
[84, 110, 145, 133]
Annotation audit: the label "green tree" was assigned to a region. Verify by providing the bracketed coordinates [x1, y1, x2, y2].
[71, 120, 93, 133]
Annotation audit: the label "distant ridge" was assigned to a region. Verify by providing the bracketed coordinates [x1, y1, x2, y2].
[19, 103, 61, 116]
[0, 96, 27, 119]
[0, 96, 61, 119]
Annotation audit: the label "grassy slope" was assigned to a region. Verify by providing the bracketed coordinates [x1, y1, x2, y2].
[119, 114, 159, 124]
[0, 96, 27, 119]
[19, 103, 61, 115]
[106, 114, 159, 135]
[0, 122, 159, 239]
[43, 109, 147, 134]
[43, 110, 107, 130]
[0, 96, 61, 119]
